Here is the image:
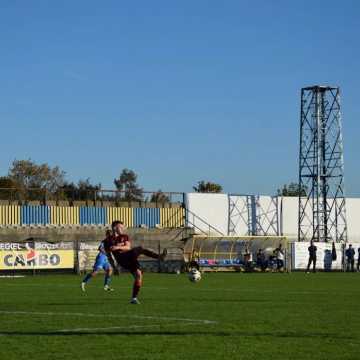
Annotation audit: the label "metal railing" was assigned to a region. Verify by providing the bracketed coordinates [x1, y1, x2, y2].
[0, 187, 185, 206]
[185, 208, 225, 236]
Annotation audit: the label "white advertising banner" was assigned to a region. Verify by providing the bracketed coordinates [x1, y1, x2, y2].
[292, 242, 343, 270]
[79, 242, 99, 271]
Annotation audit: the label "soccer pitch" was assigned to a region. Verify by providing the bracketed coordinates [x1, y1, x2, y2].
[0, 273, 359, 360]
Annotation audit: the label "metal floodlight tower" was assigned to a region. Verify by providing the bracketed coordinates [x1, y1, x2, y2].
[298, 85, 347, 242]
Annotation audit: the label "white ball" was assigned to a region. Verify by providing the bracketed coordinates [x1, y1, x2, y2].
[188, 269, 201, 282]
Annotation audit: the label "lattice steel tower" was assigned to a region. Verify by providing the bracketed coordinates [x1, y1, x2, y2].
[298, 85, 347, 242]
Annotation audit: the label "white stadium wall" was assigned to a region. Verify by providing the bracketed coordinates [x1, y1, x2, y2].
[346, 198, 360, 243]
[185, 193, 360, 271]
[228, 195, 280, 236]
[255, 196, 280, 236]
[185, 193, 360, 241]
[228, 195, 253, 236]
[185, 193, 229, 235]
[280, 196, 360, 242]
[280, 197, 298, 240]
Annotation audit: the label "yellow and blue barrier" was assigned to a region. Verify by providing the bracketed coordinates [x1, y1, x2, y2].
[50, 206, 80, 225]
[160, 207, 185, 228]
[0, 205, 21, 225]
[107, 207, 133, 228]
[79, 207, 106, 225]
[21, 206, 50, 225]
[134, 208, 160, 227]
[0, 205, 185, 228]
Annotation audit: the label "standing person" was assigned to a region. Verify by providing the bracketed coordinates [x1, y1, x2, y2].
[306, 240, 317, 273]
[104, 220, 167, 304]
[275, 244, 285, 271]
[345, 244, 355, 272]
[331, 242, 337, 262]
[81, 230, 114, 292]
[243, 246, 252, 271]
[357, 247, 360, 272]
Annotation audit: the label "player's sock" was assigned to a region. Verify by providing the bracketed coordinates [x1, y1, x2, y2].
[104, 274, 111, 287]
[82, 273, 92, 283]
[132, 279, 141, 299]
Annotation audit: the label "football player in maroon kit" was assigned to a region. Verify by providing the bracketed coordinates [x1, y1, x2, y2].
[104, 220, 167, 304]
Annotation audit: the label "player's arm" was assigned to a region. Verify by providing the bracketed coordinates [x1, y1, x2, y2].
[106, 252, 117, 269]
[101, 238, 117, 268]
[110, 237, 131, 252]
[98, 243, 106, 253]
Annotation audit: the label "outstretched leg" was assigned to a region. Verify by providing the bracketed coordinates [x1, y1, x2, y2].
[133, 246, 167, 261]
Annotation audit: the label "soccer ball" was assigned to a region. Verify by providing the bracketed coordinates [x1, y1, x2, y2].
[188, 269, 201, 282]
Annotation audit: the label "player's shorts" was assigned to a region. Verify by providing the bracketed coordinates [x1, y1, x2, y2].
[93, 254, 111, 272]
[113, 247, 141, 273]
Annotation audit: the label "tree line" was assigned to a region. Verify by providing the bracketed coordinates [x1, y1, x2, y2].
[0, 159, 226, 202]
[0, 159, 305, 202]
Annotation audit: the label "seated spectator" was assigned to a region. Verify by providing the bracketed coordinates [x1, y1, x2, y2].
[256, 248, 267, 271]
[268, 251, 277, 271]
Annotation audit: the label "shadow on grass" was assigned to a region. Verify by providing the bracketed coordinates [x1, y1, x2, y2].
[0, 330, 356, 340]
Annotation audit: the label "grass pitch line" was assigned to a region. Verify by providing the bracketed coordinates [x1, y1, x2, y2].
[0, 310, 218, 325]
[56, 320, 206, 333]
[56, 324, 160, 332]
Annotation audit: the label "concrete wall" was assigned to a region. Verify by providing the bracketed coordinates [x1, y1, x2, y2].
[280, 196, 360, 242]
[0, 226, 193, 256]
[280, 197, 298, 240]
[185, 193, 229, 235]
[346, 198, 360, 242]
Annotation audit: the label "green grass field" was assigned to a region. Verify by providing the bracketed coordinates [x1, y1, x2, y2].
[0, 272, 359, 360]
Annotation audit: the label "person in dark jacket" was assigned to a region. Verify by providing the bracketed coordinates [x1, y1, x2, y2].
[332, 242, 337, 261]
[357, 247, 360, 272]
[306, 240, 317, 273]
[345, 244, 355, 272]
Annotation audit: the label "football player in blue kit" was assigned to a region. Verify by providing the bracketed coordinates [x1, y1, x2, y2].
[81, 231, 114, 292]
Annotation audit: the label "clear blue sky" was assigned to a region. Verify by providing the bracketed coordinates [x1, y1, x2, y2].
[0, 0, 359, 196]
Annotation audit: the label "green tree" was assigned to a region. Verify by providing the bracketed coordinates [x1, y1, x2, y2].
[8, 159, 66, 200]
[193, 181, 223, 193]
[150, 190, 170, 203]
[114, 169, 143, 201]
[59, 179, 101, 201]
[0, 176, 20, 200]
[278, 182, 307, 197]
